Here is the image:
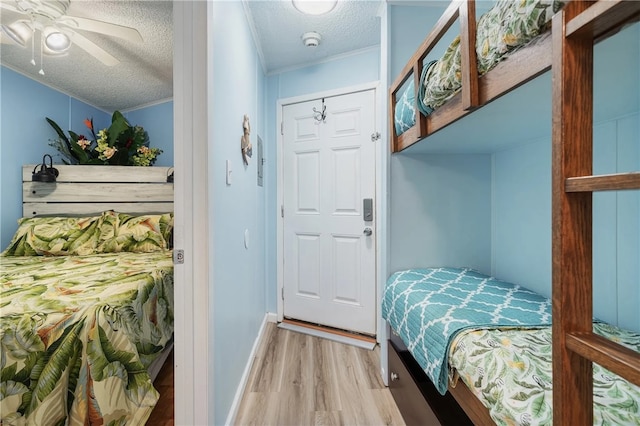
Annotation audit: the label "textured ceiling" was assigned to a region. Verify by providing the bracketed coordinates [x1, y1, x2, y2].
[0, 0, 382, 112]
[245, 0, 382, 73]
[0, 0, 173, 112]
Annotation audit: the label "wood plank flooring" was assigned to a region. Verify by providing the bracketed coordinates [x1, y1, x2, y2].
[147, 350, 174, 425]
[235, 323, 405, 426]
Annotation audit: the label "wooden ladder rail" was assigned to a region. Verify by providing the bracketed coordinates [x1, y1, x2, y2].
[389, 0, 478, 153]
[552, 1, 640, 424]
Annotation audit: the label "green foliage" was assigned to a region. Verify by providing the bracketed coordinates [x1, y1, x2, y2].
[46, 111, 162, 166]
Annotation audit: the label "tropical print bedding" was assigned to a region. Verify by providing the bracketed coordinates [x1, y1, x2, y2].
[381, 267, 551, 394]
[449, 323, 640, 425]
[394, 0, 564, 136]
[2, 211, 173, 257]
[0, 251, 174, 426]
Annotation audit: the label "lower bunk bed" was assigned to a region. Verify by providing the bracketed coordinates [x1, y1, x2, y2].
[382, 267, 640, 425]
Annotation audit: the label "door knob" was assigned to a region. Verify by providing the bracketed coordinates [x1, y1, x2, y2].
[363, 227, 373, 236]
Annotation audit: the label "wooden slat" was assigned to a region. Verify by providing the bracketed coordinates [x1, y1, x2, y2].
[566, 0, 640, 41]
[389, 85, 399, 153]
[567, 332, 640, 388]
[448, 378, 495, 426]
[393, 31, 553, 152]
[23, 165, 173, 183]
[479, 31, 552, 102]
[395, 126, 422, 152]
[24, 182, 173, 203]
[459, 0, 479, 111]
[389, 0, 462, 93]
[566, 172, 640, 192]
[23, 202, 174, 218]
[389, 0, 463, 151]
[551, 2, 596, 424]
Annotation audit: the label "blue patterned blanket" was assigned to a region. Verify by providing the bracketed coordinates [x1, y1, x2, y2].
[382, 267, 552, 394]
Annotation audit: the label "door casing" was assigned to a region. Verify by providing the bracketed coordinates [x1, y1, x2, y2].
[276, 81, 384, 340]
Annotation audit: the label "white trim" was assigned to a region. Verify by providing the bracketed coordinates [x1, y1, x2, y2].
[276, 81, 383, 336]
[0, 63, 112, 115]
[278, 80, 381, 108]
[277, 322, 376, 350]
[377, 2, 390, 387]
[266, 45, 381, 76]
[122, 97, 174, 113]
[241, 0, 268, 75]
[173, 2, 211, 425]
[224, 314, 271, 426]
[266, 311, 278, 323]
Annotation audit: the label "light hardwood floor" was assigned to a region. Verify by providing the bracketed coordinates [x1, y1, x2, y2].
[235, 323, 406, 426]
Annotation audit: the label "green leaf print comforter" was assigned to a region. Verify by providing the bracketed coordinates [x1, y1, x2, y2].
[449, 323, 640, 425]
[0, 252, 174, 426]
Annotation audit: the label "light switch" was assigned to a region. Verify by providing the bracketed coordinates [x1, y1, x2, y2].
[226, 160, 232, 185]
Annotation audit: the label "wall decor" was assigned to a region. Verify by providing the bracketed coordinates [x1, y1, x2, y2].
[241, 114, 253, 165]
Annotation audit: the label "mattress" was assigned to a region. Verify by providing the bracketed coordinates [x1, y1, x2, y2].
[394, 0, 563, 137]
[0, 251, 174, 426]
[381, 267, 551, 394]
[450, 323, 640, 425]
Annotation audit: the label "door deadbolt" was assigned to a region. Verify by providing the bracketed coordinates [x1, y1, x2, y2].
[363, 227, 373, 236]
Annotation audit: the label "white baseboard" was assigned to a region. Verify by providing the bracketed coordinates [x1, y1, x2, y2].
[224, 313, 271, 426]
[266, 311, 277, 323]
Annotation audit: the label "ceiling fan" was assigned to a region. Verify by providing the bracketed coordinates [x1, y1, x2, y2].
[0, 0, 142, 73]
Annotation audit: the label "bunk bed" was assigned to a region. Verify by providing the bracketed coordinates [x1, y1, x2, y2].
[0, 165, 174, 425]
[386, 0, 640, 424]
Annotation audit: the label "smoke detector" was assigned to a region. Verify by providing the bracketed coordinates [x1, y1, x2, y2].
[302, 31, 322, 47]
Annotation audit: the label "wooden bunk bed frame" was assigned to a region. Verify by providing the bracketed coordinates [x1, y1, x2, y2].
[387, 0, 640, 424]
[389, 0, 554, 153]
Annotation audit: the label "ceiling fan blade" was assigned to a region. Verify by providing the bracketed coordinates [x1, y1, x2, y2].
[65, 16, 142, 43]
[0, 1, 23, 14]
[0, 32, 15, 44]
[70, 30, 119, 66]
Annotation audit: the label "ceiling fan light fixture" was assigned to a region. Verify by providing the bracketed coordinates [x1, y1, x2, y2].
[44, 28, 71, 52]
[292, 0, 337, 16]
[1, 20, 32, 47]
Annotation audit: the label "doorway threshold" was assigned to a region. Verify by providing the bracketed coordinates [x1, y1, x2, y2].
[278, 319, 376, 350]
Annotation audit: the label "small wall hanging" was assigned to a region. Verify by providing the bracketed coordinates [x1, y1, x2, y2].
[241, 114, 253, 165]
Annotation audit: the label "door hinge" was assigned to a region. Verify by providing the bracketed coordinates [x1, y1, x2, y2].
[281, 122, 284, 136]
[371, 132, 381, 142]
[173, 249, 184, 265]
[281, 205, 284, 218]
[281, 287, 284, 300]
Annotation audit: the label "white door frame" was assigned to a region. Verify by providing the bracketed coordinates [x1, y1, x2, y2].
[173, 2, 211, 424]
[276, 81, 385, 340]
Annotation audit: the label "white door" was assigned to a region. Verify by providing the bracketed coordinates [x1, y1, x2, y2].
[282, 89, 376, 335]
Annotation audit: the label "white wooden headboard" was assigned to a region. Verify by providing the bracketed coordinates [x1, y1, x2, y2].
[22, 165, 173, 217]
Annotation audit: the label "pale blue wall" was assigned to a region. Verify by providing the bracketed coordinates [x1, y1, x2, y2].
[126, 102, 174, 168]
[389, 153, 492, 274]
[388, 8, 639, 331]
[210, 2, 267, 423]
[264, 48, 381, 313]
[491, 113, 640, 332]
[491, 138, 551, 296]
[0, 67, 174, 249]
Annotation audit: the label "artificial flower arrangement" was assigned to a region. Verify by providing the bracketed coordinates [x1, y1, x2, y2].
[46, 111, 162, 166]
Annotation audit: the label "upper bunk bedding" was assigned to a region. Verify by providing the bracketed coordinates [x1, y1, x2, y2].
[393, 0, 564, 138]
[0, 212, 174, 426]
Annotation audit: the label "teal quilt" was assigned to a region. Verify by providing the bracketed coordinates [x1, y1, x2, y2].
[382, 267, 551, 394]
